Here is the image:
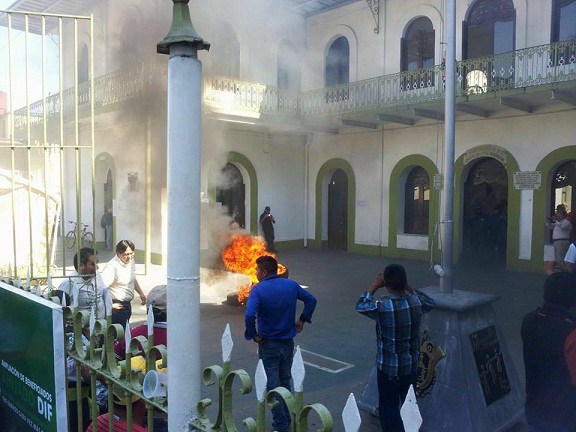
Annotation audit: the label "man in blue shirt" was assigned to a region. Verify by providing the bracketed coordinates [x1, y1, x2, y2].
[356, 264, 434, 432]
[245, 255, 317, 432]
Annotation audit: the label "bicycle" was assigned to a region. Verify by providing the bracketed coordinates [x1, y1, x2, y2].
[65, 221, 94, 249]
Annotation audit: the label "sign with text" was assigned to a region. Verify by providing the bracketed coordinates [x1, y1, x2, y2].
[513, 171, 541, 190]
[463, 145, 507, 166]
[0, 282, 67, 432]
[469, 325, 511, 406]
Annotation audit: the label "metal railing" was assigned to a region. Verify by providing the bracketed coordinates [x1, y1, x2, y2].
[0, 274, 366, 432]
[7, 40, 576, 126]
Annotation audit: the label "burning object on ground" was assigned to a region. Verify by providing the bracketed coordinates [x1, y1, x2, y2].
[221, 234, 287, 305]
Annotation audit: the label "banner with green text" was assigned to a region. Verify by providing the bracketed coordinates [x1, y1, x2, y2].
[0, 282, 67, 432]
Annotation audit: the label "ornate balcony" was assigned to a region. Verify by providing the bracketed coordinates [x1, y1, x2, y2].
[8, 40, 576, 131]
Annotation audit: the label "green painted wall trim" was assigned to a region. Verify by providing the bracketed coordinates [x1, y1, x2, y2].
[388, 154, 440, 258]
[151, 252, 163, 266]
[531, 146, 576, 264]
[134, 250, 163, 265]
[314, 159, 356, 250]
[454, 146, 521, 270]
[275, 239, 304, 250]
[95, 242, 106, 250]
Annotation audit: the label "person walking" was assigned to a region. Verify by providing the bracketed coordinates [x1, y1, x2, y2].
[259, 206, 276, 252]
[101, 207, 114, 250]
[521, 272, 576, 432]
[356, 264, 434, 432]
[244, 255, 317, 432]
[101, 239, 147, 328]
[546, 207, 572, 264]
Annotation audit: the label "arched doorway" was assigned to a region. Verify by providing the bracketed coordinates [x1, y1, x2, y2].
[216, 163, 245, 228]
[550, 160, 576, 241]
[328, 169, 348, 250]
[462, 158, 508, 263]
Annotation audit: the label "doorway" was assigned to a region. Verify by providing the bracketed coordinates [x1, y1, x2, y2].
[216, 163, 246, 228]
[328, 169, 348, 250]
[462, 158, 508, 263]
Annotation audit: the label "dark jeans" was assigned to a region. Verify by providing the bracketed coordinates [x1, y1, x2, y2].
[112, 303, 131, 329]
[264, 230, 275, 252]
[377, 369, 417, 432]
[259, 338, 294, 432]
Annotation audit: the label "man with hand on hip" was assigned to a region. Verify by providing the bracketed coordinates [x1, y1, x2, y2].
[244, 255, 317, 432]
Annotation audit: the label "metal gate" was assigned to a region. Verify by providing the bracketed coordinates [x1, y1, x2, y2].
[0, 8, 94, 280]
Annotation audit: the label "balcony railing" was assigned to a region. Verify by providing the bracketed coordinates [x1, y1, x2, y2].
[9, 40, 576, 128]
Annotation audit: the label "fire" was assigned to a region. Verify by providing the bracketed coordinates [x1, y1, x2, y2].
[221, 234, 286, 303]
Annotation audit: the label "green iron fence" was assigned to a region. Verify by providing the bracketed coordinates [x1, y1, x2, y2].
[0, 273, 365, 432]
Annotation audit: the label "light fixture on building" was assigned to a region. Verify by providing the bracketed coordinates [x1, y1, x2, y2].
[127, 172, 139, 191]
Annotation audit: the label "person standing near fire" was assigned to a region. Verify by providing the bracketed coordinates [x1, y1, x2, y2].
[260, 206, 276, 252]
[244, 255, 317, 432]
[101, 239, 147, 328]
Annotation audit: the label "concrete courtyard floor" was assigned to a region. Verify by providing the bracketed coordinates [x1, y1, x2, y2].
[109, 247, 540, 431]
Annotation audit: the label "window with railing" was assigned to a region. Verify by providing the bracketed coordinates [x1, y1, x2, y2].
[401, 17, 435, 90]
[325, 36, 349, 102]
[462, 0, 516, 92]
[404, 167, 430, 235]
[551, 0, 576, 67]
[211, 23, 240, 78]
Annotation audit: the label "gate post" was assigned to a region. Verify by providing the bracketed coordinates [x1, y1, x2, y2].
[157, 1, 209, 430]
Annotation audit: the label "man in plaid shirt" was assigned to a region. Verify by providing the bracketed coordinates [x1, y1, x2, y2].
[356, 264, 434, 432]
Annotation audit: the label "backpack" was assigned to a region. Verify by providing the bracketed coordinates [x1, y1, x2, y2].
[100, 213, 107, 228]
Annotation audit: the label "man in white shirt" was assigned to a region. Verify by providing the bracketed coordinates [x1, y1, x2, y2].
[58, 247, 111, 319]
[101, 239, 146, 327]
[563, 242, 576, 272]
[546, 208, 572, 264]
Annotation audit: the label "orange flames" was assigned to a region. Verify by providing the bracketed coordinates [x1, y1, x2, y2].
[221, 234, 286, 303]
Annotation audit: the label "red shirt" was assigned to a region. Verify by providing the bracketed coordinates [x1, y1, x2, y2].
[86, 413, 147, 432]
[114, 323, 167, 360]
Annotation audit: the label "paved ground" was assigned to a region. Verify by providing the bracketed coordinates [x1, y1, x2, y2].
[94, 247, 542, 431]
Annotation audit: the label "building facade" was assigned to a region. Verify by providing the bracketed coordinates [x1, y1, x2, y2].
[3, 0, 576, 272]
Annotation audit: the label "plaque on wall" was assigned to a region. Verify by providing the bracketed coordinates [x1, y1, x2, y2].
[463, 145, 507, 166]
[469, 325, 511, 406]
[513, 171, 541, 190]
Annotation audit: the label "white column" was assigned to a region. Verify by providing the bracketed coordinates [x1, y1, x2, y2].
[166, 42, 202, 431]
[440, 0, 456, 293]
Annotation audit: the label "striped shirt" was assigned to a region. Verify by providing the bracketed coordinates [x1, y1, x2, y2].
[356, 290, 434, 377]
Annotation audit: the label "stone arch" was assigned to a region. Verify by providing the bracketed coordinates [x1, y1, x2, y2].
[531, 146, 576, 265]
[314, 158, 356, 249]
[455, 145, 521, 268]
[321, 25, 359, 82]
[388, 155, 439, 257]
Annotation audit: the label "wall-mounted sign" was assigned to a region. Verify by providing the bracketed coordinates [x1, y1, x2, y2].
[463, 145, 507, 166]
[513, 171, 541, 190]
[0, 283, 67, 432]
[469, 325, 511, 406]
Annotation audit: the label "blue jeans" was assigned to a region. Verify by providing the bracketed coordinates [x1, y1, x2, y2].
[259, 339, 294, 432]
